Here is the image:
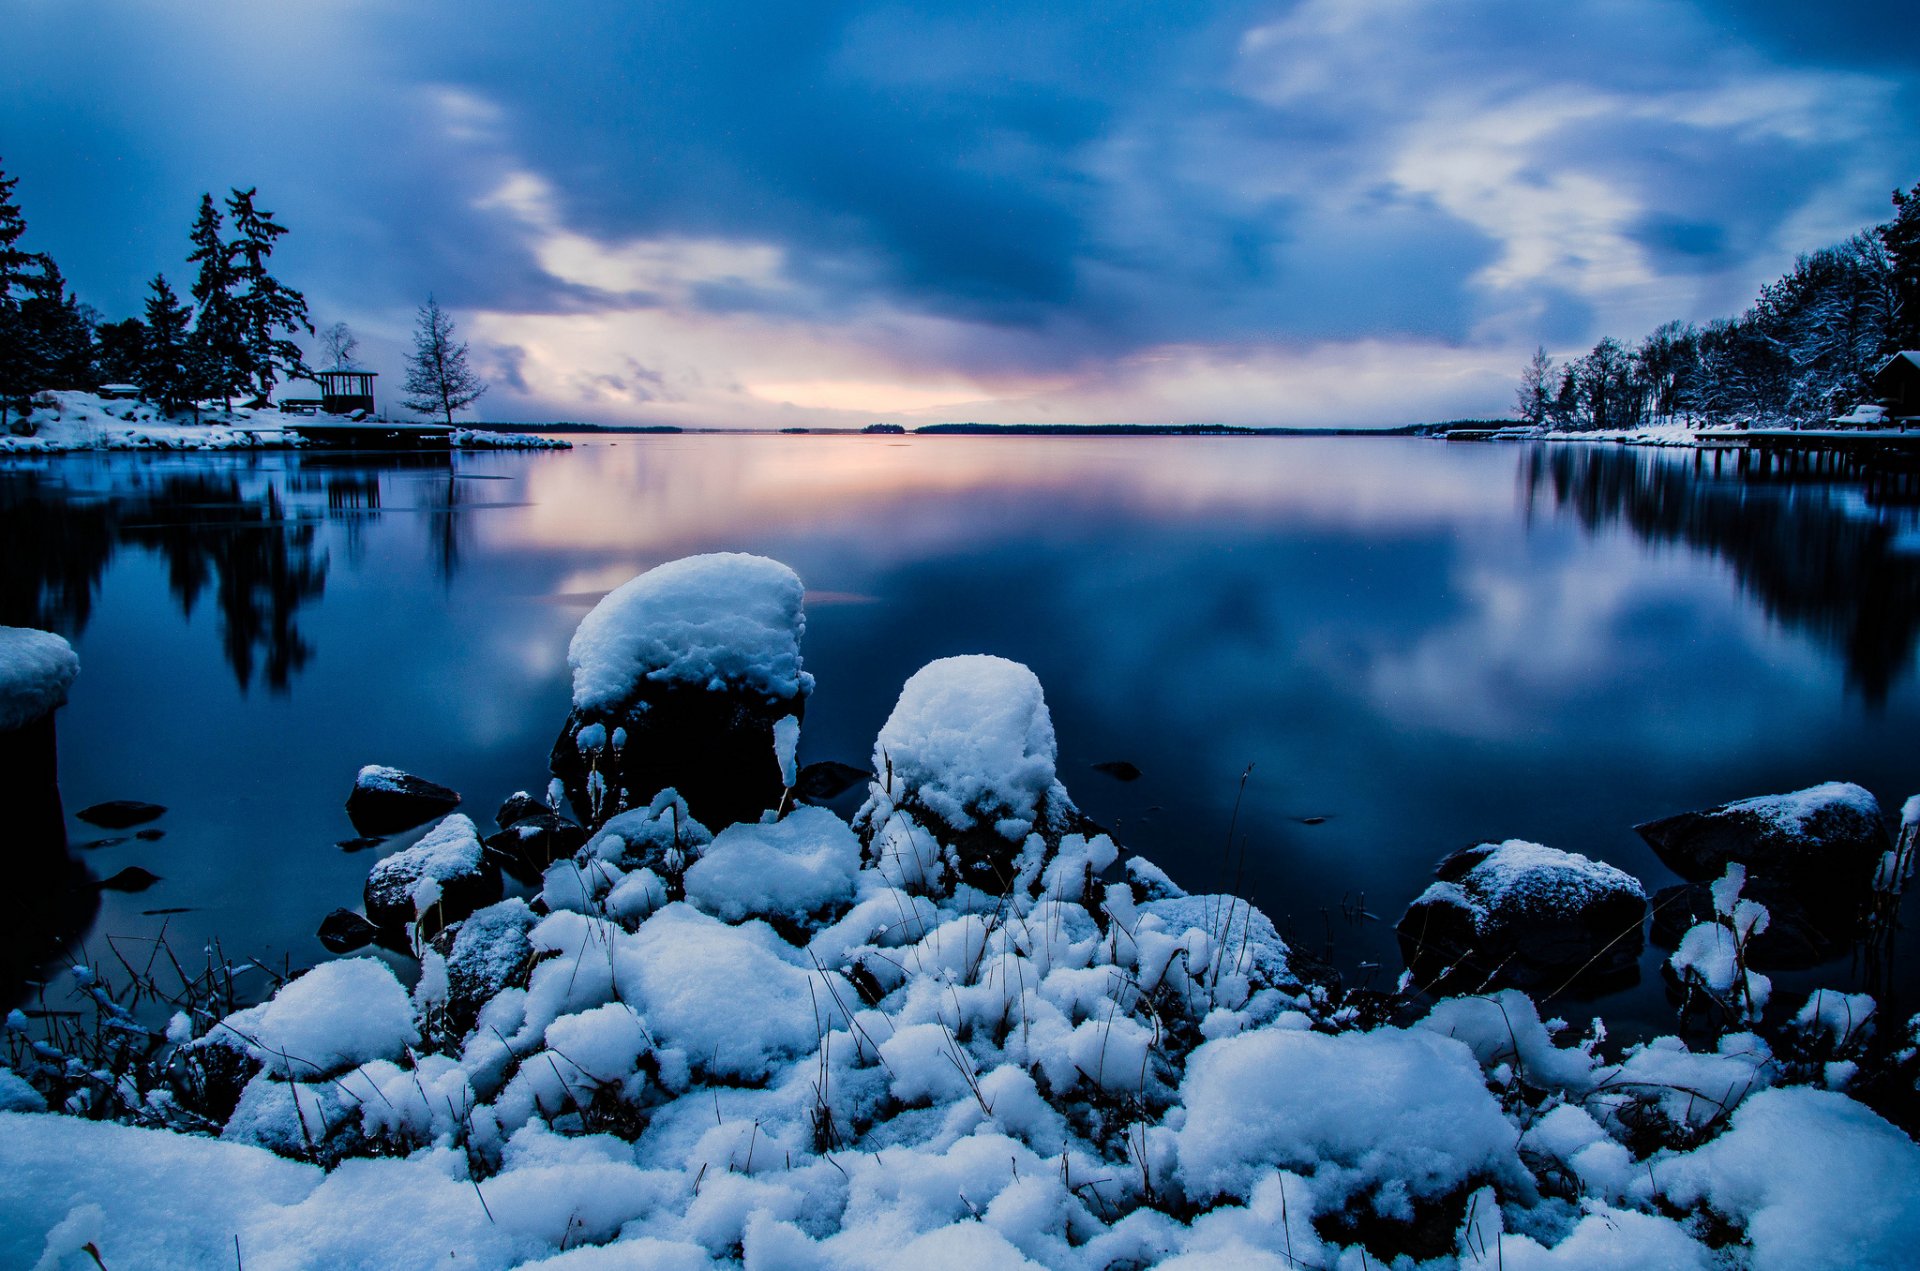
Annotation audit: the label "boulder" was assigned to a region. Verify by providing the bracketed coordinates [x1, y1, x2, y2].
[424, 898, 537, 1043]
[1398, 840, 1648, 992]
[345, 765, 462, 835]
[854, 655, 1099, 896]
[1634, 782, 1889, 891]
[549, 554, 812, 832]
[483, 811, 586, 884]
[364, 814, 501, 938]
[316, 908, 380, 954]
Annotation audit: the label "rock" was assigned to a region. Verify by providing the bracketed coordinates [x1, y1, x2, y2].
[76, 800, 166, 829]
[1397, 840, 1648, 993]
[316, 908, 380, 954]
[363, 814, 501, 938]
[494, 790, 548, 829]
[345, 765, 462, 836]
[855, 656, 1097, 895]
[550, 554, 812, 831]
[1634, 782, 1889, 891]
[1092, 760, 1142, 782]
[424, 899, 538, 1043]
[795, 760, 870, 803]
[483, 812, 586, 884]
[135, 828, 166, 841]
[335, 836, 383, 853]
[98, 866, 161, 892]
[76, 837, 127, 851]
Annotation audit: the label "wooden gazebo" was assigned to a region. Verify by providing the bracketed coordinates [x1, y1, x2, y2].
[315, 370, 378, 416]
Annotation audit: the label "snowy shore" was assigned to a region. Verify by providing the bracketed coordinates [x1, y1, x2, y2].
[4, 556, 1918, 1270]
[0, 391, 569, 453]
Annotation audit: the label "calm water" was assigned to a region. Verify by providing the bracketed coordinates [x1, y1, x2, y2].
[7, 436, 1920, 1031]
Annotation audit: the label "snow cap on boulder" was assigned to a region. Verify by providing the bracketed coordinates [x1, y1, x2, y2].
[567, 553, 813, 711]
[1636, 781, 1889, 889]
[0, 626, 79, 732]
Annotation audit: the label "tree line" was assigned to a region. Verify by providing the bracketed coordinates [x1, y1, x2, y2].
[1, 157, 487, 431]
[1517, 181, 1920, 430]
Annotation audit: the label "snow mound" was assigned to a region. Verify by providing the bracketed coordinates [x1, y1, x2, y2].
[215, 958, 417, 1077]
[1725, 781, 1884, 837]
[683, 805, 862, 923]
[567, 553, 813, 710]
[1428, 839, 1646, 927]
[0, 626, 79, 731]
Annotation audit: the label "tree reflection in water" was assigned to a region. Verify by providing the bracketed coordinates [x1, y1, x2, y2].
[0, 455, 460, 694]
[1525, 443, 1920, 705]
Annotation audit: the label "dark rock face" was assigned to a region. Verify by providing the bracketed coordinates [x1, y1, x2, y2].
[1635, 782, 1889, 891]
[1398, 840, 1648, 993]
[345, 766, 462, 836]
[550, 688, 801, 833]
[484, 812, 586, 884]
[363, 815, 501, 938]
[76, 800, 166, 829]
[495, 790, 548, 829]
[316, 908, 380, 954]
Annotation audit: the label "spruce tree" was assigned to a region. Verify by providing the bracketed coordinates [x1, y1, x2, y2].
[20, 256, 96, 390]
[0, 158, 48, 430]
[140, 274, 195, 414]
[402, 296, 488, 425]
[94, 318, 147, 385]
[187, 193, 244, 410]
[224, 187, 312, 405]
[1881, 181, 1920, 352]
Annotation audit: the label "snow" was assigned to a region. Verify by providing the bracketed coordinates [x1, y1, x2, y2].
[213, 957, 417, 1077]
[567, 553, 813, 710]
[367, 813, 489, 922]
[1670, 864, 1772, 1022]
[683, 805, 862, 924]
[0, 626, 79, 732]
[354, 764, 415, 793]
[1724, 780, 1882, 837]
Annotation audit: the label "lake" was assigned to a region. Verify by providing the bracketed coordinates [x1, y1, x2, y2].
[6, 435, 1919, 1034]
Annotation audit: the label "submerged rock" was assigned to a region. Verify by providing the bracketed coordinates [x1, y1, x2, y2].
[550, 554, 813, 832]
[1092, 760, 1142, 782]
[98, 866, 162, 893]
[75, 800, 166, 829]
[345, 765, 462, 835]
[855, 655, 1096, 896]
[1635, 781, 1889, 891]
[1398, 840, 1648, 992]
[363, 814, 501, 937]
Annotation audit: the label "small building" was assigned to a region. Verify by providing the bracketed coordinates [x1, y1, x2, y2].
[1870, 351, 1920, 419]
[315, 370, 378, 417]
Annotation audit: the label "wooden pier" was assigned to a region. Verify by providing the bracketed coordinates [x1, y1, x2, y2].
[287, 421, 453, 450]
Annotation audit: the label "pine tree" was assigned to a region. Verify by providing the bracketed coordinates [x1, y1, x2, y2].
[1514, 347, 1553, 426]
[140, 275, 196, 414]
[20, 256, 96, 390]
[187, 193, 244, 410]
[402, 296, 487, 425]
[1880, 181, 1920, 352]
[0, 158, 52, 430]
[94, 318, 147, 385]
[224, 187, 311, 405]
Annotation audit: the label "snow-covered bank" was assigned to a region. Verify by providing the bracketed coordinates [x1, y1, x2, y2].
[3, 554, 1917, 1270]
[0, 391, 570, 453]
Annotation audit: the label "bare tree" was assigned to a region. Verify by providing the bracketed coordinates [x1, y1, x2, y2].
[401, 296, 486, 425]
[317, 320, 358, 370]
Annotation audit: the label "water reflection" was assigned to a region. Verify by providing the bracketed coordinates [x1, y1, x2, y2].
[1524, 444, 1920, 704]
[0, 455, 489, 693]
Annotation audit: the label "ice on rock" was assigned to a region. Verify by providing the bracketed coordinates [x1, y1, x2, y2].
[568, 553, 812, 710]
[0, 626, 79, 731]
[683, 805, 861, 924]
[215, 958, 417, 1078]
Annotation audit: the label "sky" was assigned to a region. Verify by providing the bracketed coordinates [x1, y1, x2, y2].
[2, 0, 1915, 428]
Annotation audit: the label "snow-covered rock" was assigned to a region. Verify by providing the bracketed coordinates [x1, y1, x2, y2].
[1398, 839, 1648, 990]
[550, 554, 812, 831]
[364, 813, 502, 936]
[856, 655, 1088, 895]
[214, 958, 418, 1080]
[1636, 781, 1890, 891]
[0, 626, 79, 733]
